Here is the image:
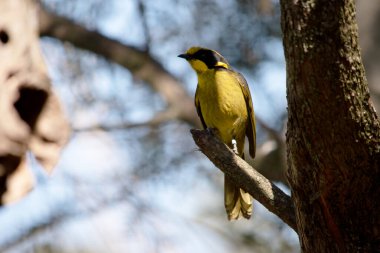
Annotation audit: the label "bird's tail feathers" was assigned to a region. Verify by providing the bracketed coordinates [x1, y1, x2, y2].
[224, 176, 252, 220]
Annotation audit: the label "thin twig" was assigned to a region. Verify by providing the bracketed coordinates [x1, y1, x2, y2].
[137, 0, 151, 52]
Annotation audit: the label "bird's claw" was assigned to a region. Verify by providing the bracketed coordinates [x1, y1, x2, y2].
[232, 139, 238, 155]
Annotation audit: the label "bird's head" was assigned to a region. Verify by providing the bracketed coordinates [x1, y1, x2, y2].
[178, 47, 230, 73]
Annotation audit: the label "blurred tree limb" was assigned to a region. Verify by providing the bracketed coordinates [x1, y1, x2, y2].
[38, 4, 199, 127]
[190, 129, 297, 232]
[0, 179, 131, 252]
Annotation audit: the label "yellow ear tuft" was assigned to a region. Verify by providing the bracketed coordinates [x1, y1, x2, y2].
[215, 61, 229, 69]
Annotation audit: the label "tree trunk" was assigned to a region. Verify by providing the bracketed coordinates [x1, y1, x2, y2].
[280, 0, 380, 252]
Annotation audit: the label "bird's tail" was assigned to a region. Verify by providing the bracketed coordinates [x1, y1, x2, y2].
[224, 175, 252, 220]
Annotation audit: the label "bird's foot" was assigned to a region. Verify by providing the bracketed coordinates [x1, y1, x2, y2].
[232, 139, 239, 155]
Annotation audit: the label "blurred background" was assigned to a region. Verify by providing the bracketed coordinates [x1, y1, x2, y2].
[1, 0, 379, 252]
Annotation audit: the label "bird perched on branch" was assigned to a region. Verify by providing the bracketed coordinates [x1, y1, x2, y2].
[178, 47, 256, 220]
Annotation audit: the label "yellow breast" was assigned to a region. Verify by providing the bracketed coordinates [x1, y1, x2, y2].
[196, 69, 248, 143]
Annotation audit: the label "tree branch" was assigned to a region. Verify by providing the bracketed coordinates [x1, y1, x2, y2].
[190, 129, 297, 232]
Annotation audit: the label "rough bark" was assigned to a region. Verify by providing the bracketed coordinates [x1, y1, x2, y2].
[0, 0, 70, 204]
[280, 0, 380, 252]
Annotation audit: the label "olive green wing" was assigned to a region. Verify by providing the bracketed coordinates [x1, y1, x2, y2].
[195, 85, 207, 129]
[232, 71, 256, 158]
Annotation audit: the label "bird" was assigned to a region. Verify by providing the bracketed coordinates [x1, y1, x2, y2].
[178, 47, 256, 220]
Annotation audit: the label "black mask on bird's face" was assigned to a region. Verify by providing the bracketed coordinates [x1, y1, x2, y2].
[178, 47, 230, 73]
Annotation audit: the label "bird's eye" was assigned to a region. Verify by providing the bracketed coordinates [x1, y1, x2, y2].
[201, 52, 209, 59]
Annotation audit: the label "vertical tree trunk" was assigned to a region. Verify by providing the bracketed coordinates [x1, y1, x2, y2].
[280, 0, 380, 252]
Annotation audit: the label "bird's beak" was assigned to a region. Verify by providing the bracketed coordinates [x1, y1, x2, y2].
[178, 53, 191, 60]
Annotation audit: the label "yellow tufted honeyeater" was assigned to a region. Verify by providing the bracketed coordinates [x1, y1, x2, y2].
[178, 47, 256, 220]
